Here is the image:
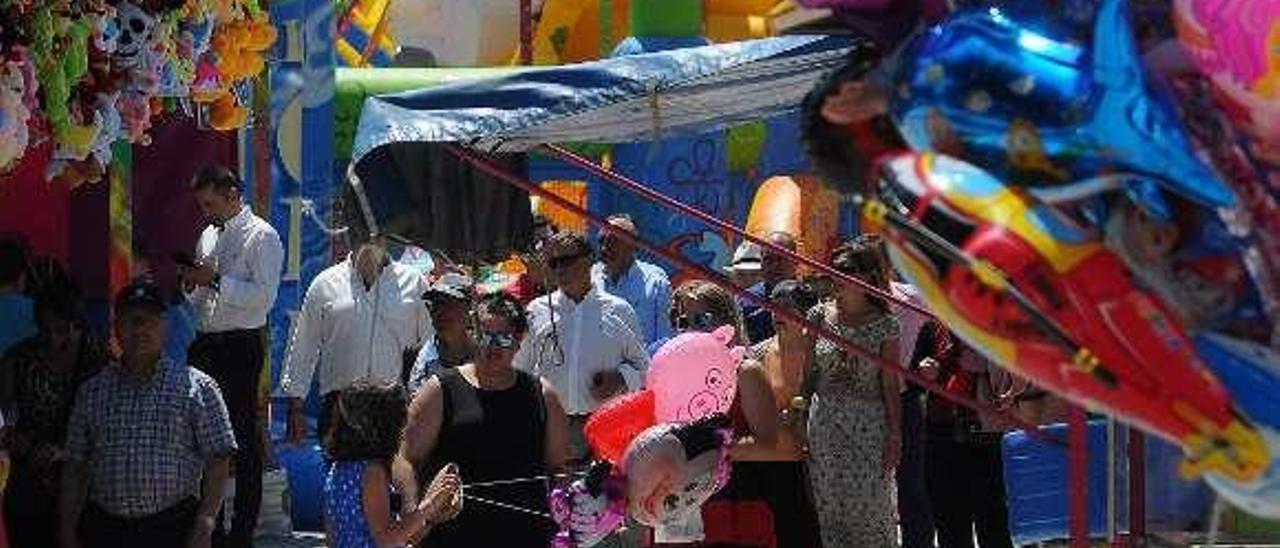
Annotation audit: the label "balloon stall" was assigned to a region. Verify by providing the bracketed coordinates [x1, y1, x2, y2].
[0, 0, 275, 189]
[851, 0, 1280, 519]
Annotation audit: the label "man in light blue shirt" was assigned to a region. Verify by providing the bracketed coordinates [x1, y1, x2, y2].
[0, 238, 35, 357]
[591, 214, 672, 347]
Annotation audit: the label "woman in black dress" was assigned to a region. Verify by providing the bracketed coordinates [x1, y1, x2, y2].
[393, 293, 570, 547]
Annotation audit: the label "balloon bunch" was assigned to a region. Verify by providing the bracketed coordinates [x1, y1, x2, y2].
[836, 0, 1280, 518]
[0, 0, 276, 185]
[549, 326, 745, 547]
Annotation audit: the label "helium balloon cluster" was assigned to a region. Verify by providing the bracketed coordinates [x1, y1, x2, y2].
[0, 0, 275, 187]
[821, 0, 1280, 518]
[550, 326, 744, 547]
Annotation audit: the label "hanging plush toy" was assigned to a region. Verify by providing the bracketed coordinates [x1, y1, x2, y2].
[0, 53, 31, 173]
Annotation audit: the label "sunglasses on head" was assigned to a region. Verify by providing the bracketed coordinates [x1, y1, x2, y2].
[547, 252, 586, 270]
[671, 310, 719, 333]
[477, 330, 518, 350]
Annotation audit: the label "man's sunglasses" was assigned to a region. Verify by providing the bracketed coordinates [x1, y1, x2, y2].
[671, 311, 719, 333]
[547, 252, 587, 270]
[477, 330, 518, 350]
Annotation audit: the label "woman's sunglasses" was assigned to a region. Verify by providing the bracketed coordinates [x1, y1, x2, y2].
[671, 311, 719, 333]
[477, 330, 518, 350]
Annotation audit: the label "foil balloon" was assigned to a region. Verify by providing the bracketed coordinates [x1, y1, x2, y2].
[892, 0, 1236, 208]
[550, 462, 628, 548]
[1173, 0, 1280, 145]
[1195, 333, 1280, 430]
[1204, 426, 1280, 519]
[865, 152, 1268, 482]
[647, 326, 744, 424]
[621, 416, 733, 529]
[585, 390, 656, 465]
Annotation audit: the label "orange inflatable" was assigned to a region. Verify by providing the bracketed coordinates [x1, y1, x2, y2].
[744, 175, 841, 265]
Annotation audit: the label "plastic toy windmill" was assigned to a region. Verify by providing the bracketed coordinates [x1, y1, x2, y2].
[856, 152, 1269, 484]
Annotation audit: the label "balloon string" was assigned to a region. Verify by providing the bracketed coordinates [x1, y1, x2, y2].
[462, 472, 583, 489]
[462, 493, 555, 521]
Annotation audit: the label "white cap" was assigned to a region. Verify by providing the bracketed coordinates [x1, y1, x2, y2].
[724, 242, 764, 272]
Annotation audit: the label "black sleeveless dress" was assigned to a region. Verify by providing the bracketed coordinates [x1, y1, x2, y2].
[420, 367, 554, 547]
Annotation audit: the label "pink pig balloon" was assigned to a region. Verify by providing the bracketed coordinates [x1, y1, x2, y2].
[647, 325, 745, 424]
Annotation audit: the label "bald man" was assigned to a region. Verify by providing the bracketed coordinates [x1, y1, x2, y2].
[590, 214, 672, 346]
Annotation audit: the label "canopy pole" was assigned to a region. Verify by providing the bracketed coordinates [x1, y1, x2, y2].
[1070, 406, 1090, 548]
[1127, 427, 1146, 547]
[541, 143, 938, 322]
[448, 143, 1061, 443]
[520, 0, 533, 65]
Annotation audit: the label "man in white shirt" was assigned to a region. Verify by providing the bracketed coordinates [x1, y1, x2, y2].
[590, 214, 673, 347]
[276, 238, 433, 446]
[179, 165, 283, 548]
[515, 231, 648, 464]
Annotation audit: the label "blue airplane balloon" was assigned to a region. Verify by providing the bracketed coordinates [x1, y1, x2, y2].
[891, 0, 1236, 208]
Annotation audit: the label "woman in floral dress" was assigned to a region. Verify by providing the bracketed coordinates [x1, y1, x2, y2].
[807, 237, 902, 547]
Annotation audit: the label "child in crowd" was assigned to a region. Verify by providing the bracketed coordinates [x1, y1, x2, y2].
[323, 382, 462, 548]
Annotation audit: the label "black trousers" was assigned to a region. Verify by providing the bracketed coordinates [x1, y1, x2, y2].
[5, 467, 59, 548]
[926, 429, 1014, 548]
[190, 329, 265, 548]
[79, 497, 198, 548]
[898, 392, 936, 548]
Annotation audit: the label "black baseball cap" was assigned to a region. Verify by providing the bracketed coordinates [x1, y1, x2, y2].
[115, 280, 167, 315]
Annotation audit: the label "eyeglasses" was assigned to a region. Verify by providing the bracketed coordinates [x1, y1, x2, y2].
[477, 330, 518, 350]
[671, 311, 719, 333]
[547, 252, 586, 271]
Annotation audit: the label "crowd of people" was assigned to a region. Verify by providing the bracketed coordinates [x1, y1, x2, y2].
[0, 176, 1060, 548]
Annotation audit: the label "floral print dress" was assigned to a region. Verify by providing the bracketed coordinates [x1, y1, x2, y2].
[806, 305, 902, 548]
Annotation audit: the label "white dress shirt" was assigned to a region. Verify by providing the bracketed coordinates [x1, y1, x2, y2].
[513, 286, 649, 415]
[278, 257, 433, 398]
[190, 205, 284, 332]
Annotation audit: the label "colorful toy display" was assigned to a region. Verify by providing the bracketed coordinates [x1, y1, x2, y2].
[0, 0, 275, 184]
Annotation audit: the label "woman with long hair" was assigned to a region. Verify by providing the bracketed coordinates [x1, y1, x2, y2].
[807, 237, 903, 547]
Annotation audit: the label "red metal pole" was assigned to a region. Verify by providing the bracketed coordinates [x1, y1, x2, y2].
[1128, 427, 1146, 546]
[520, 0, 534, 65]
[447, 143, 1063, 443]
[1069, 406, 1090, 548]
[541, 143, 939, 322]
